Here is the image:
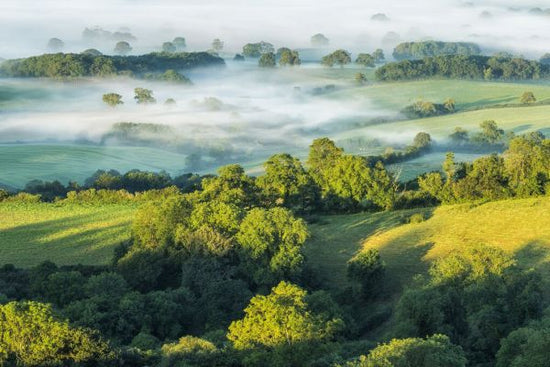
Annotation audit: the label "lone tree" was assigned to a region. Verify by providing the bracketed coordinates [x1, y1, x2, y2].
[355, 72, 367, 84]
[373, 48, 385, 63]
[134, 88, 156, 104]
[47, 38, 64, 52]
[211, 38, 224, 52]
[258, 52, 276, 68]
[162, 42, 176, 53]
[321, 49, 351, 68]
[355, 53, 375, 67]
[310, 33, 329, 47]
[102, 93, 123, 107]
[172, 37, 186, 50]
[114, 41, 132, 55]
[278, 48, 301, 66]
[520, 91, 537, 104]
[242, 41, 274, 58]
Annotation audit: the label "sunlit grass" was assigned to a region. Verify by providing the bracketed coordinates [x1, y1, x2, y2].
[0, 202, 137, 267]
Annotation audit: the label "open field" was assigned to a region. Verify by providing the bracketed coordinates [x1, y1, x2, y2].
[0, 144, 190, 189]
[0, 202, 137, 267]
[306, 196, 550, 293]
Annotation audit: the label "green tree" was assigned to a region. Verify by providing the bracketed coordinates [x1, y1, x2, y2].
[321, 49, 351, 68]
[347, 249, 385, 299]
[114, 41, 132, 55]
[259, 52, 276, 68]
[173, 37, 187, 50]
[355, 334, 466, 367]
[413, 132, 432, 149]
[243, 41, 274, 58]
[0, 301, 114, 366]
[102, 92, 123, 107]
[449, 127, 468, 144]
[355, 72, 367, 84]
[520, 91, 537, 104]
[278, 48, 301, 66]
[134, 87, 156, 104]
[496, 316, 550, 367]
[477, 120, 504, 144]
[256, 153, 319, 212]
[372, 49, 385, 63]
[236, 208, 309, 286]
[162, 41, 176, 53]
[227, 281, 343, 365]
[355, 53, 375, 67]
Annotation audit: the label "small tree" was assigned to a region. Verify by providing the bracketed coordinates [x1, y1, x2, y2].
[114, 41, 132, 55]
[278, 48, 301, 66]
[211, 38, 224, 52]
[173, 37, 186, 50]
[162, 42, 176, 53]
[310, 33, 329, 47]
[520, 91, 536, 104]
[355, 72, 367, 84]
[102, 93, 123, 107]
[347, 249, 385, 298]
[321, 49, 351, 68]
[373, 49, 385, 63]
[444, 98, 456, 112]
[449, 127, 468, 144]
[258, 52, 276, 68]
[413, 132, 432, 149]
[355, 53, 375, 67]
[47, 38, 64, 52]
[134, 88, 156, 104]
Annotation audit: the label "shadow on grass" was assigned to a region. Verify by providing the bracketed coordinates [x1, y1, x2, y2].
[0, 214, 132, 267]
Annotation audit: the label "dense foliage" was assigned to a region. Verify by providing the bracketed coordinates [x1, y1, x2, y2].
[0, 51, 224, 78]
[376, 55, 550, 81]
[392, 41, 481, 60]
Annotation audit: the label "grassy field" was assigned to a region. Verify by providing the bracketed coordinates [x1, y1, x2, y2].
[0, 144, 191, 189]
[305, 196, 550, 294]
[0, 202, 137, 267]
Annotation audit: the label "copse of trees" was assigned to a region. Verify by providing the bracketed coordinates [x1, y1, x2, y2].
[0, 51, 224, 78]
[258, 52, 276, 68]
[102, 92, 123, 107]
[419, 133, 550, 203]
[401, 98, 455, 118]
[277, 47, 301, 66]
[355, 53, 375, 68]
[321, 49, 352, 68]
[134, 87, 156, 104]
[242, 41, 274, 58]
[376, 55, 550, 81]
[392, 41, 481, 60]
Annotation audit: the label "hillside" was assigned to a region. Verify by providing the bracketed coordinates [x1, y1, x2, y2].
[0, 202, 136, 267]
[306, 196, 550, 293]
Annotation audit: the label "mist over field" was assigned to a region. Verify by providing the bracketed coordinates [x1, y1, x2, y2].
[1, 0, 550, 58]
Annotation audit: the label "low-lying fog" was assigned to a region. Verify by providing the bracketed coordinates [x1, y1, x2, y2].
[1, 0, 550, 58]
[0, 62, 401, 158]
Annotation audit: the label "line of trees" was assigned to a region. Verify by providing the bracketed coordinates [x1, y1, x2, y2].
[392, 41, 481, 60]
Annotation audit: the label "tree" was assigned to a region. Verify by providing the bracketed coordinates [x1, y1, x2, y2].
[356, 335, 467, 367]
[321, 49, 351, 68]
[242, 41, 274, 58]
[443, 98, 456, 112]
[311, 33, 329, 47]
[114, 41, 132, 55]
[47, 38, 64, 52]
[102, 93, 123, 107]
[81, 48, 102, 56]
[413, 132, 432, 149]
[373, 49, 385, 63]
[134, 87, 156, 104]
[520, 91, 537, 104]
[496, 317, 550, 367]
[307, 137, 344, 189]
[257, 153, 319, 212]
[449, 127, 468, 144]
[259, 52, 276, 68]
[278, 48, 301, 66]
[211, 38, 224, 52]
[540, 53, 550, 65]
[347, 249, 385, 298]
[477, 120, 504, 144]
[0, 301, 114, 366]
[227, 281, 343, 365]
[162, 41, 176, 53]
[355, 73, 367, 84]
[355, 53, 375, 67]
[172, 37, 187, 50]
[236, 208, 309, 286]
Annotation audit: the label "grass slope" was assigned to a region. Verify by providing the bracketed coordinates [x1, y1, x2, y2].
[306, 196, 550, 293]
[0, 203, 137, 267]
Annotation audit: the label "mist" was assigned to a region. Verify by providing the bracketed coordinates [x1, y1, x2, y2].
[1, 0, 550, 58]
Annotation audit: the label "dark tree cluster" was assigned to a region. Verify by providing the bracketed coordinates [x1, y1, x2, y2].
[392, 41, 481, 60]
